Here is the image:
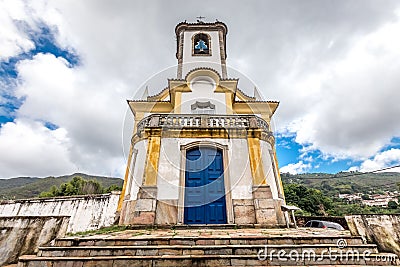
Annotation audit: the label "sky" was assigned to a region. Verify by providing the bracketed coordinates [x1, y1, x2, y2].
[1, 0, 400, 178]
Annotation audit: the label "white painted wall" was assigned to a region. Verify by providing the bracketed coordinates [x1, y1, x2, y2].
[157, 138, 181, 200]
[0, 192, 120, 233]
[156, 138, 253, 200]
[127, 139, 147, 200]
[182, 31, 223, 78]
[229, 139, 253, 199]
[260, 140, 280, 199]
[179, 76, 227, 114]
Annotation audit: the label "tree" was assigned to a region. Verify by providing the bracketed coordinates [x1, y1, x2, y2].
[82, 180, 103, 195]
[321, 181, 333, 191]
[361, 194, 371, 200]
[104, 184, 123, 193]
[283, 183, 333, 216]
[327, 203, 367, 216]
[388, 200, 398, 209]
[38, 176, 117, 198]
[39, 185, 59, 198]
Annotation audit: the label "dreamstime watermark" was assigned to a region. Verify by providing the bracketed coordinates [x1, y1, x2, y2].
[257, 238, 398, 263]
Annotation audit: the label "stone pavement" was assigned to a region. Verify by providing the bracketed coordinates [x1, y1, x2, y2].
[72, 226, 352, 240]
[18, 226, 399, 266]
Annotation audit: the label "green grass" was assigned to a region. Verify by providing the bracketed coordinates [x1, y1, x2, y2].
[67, 225, 128, 237]
[131, 231, 147, 237]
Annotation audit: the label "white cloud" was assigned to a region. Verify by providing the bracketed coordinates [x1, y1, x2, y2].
[0, 0, 34, 59]
[0, 119, 74, 178]
[350, 149, 400, 173]
[274, 11, 400, 161]
[0, 0, 178, 178]
[1, 0, 400, 178]
[280, 161, 311, 175]
[11, 52, 128, 177]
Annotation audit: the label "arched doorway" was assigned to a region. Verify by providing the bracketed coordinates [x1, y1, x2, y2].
[184, 147, 227, 224]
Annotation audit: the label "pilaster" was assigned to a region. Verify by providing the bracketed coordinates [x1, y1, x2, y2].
[117, 144, 133, 211]
[143, 129, 161, 186]
[247, 135, 266, 186]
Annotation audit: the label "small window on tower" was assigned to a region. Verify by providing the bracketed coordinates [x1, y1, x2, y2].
[193, 33, 210, 55]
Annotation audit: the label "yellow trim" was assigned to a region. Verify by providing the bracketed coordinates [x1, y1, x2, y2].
[261, 114, 271, 124]
[247, 136, 267, 186]
[134, 128, 274, 145]
[162, 128, 246, 139]
[273, 149, 285, 200]
[169, 80, 191, 91]
[174, 92, 182, 113]
[233, 102, 279, 117]
[143, 131, 161, 186]
[215, 80, 237, 93]
[147, 88, 169, 101]
[185, 69, 221, 83]
[225, 92, 233, 114]
[214, 80, 237, 114]
[169, 80, 191, 111]
[117, 145, 133, 211]
[128, 101, 173, 115]
[235, 90, 255, 101]
[134, 112, 144, 134]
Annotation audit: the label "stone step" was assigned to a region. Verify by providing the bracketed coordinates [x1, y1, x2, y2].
[37, 244, 379, 257]
[55, 235, 364, 247]
[18, 253, 399, 267]
[127, 224, 241, 230]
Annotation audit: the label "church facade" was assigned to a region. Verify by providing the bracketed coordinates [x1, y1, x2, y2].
[118, 20, 286, 226]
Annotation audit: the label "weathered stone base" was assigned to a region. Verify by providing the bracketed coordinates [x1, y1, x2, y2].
[232, 199, 255, 224]
[120, 185, 286, 227]
[119, 199, 136, 225]
[252, 185, 285, 226]
[119, 186, 157, 225]
[155, 200, 178, 225]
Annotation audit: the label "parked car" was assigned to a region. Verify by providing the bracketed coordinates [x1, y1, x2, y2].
[304, 220, 345, 230]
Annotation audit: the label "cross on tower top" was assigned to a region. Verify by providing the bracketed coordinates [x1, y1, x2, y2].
[196, 16, 205, 22]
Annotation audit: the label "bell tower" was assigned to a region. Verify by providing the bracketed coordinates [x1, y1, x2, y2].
[118, 20, 286, 227]
[175, 20, 228, 79]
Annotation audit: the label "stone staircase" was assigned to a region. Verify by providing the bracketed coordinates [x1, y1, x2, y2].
[17, 227, 399, 266]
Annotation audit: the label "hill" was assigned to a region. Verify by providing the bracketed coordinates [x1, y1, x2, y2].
[0, 177, 40, 190]
[2, 171, 399, 201]
[282, 172, 400, 216]
[0, 173, 123, 200]
[281, 172, 400, 197]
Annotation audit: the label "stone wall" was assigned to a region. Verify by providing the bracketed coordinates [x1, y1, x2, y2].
[0, 192, 120, 233]
[0, 216, 69, 266]
[345, 214, 400, 256]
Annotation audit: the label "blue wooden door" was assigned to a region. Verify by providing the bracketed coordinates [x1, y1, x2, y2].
[184, 147, 227, 224]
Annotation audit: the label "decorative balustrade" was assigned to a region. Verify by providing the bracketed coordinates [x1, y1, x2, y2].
[136, 114, 270, 136]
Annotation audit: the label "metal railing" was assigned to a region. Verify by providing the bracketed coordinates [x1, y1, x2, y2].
[136, 114, 270, 136]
